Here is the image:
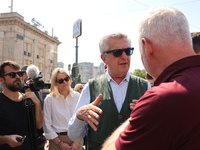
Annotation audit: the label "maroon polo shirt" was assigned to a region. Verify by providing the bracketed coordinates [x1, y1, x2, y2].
[116, 55, 200, 150]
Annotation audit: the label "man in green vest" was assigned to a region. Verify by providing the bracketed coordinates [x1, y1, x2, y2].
[68, 32, 150, 150]
[191, 32, 200, 55]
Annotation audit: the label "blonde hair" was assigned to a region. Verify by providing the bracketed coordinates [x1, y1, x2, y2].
[50, 68, 72, 97]
[74, 83, 83, 92]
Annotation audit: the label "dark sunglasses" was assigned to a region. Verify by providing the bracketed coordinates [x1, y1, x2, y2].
[104, 47, 134, 57]
[1, 71, 24, 78]
[57, 76, 70, 84]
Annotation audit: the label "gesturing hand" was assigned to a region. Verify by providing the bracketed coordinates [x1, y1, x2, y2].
[130, 99, 138, 110]
[76, 94, 103, 131]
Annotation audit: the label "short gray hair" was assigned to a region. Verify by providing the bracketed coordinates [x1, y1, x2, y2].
[138, 7, 192, 48]
[99, 32, 131, 54]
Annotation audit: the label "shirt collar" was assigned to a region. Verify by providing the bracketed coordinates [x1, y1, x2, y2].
[106, 72, 130, 83]
[154, 55, 200, 86]
[55, 90, 74, 99]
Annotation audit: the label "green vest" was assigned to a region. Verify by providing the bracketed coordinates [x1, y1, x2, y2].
[88, 74, 148, 150]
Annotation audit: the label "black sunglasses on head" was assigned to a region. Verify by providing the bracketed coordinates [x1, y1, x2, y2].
[1, 71, 24, 78]
[57, 76, 70, 84]
[104, 47, 134, 57]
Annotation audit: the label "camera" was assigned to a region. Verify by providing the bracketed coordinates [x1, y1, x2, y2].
[21, 65, 51, 92]
[23, 72, 51, 92]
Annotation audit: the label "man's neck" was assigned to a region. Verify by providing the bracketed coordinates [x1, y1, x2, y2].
[2, 89, 22, 102]
[112, 76, 125, 84]
[108, 72, 128, 84]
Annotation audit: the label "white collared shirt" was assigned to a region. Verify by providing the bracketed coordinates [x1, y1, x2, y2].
[68, 72, 151, 141]
[43, 91, 80, 140]
[107, 72, 129, 112]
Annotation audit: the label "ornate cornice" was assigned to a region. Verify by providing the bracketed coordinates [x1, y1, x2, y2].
[0, 14, 61, 45]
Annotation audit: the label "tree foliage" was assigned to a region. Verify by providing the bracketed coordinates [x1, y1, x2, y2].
[131, 69, 146, 79]
[70, 63, 82, 87]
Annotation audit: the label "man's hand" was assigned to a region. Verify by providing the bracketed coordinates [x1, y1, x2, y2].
[60, 142, 72, 150]
[71, 140, 81, 150]
[6, 135, 23, 148]
[76, 94, 103, 131]
[24, 90, 40, 106]
[130, 99, 138, 110]
[24, 89, 43, 129]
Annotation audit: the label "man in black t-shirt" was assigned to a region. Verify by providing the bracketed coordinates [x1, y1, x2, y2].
[0, 60, 43, 149]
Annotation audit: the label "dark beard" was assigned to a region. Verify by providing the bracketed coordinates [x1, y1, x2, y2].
[5, 79, 23, 92]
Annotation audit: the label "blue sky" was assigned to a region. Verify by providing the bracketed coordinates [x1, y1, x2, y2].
[0, 0, 200, 72]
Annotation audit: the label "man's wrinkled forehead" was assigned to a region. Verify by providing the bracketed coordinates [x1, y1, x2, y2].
[107, 38, 130, 49]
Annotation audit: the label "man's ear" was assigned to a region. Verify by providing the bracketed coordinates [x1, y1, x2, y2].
[101, 54, 106, 63]
[0, 77, 4, 84]
[142, 38, 153, 59]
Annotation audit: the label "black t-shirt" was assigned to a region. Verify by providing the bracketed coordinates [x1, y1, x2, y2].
[0, 93, 31, 150]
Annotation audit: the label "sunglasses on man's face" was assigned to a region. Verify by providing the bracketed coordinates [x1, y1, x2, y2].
[57, 76, 70, 84]
[1, 71, 24, 78]
[103, 47, 134, 57]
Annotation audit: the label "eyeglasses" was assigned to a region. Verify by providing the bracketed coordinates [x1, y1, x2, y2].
[103, 47, 134, 57]
[1, 71, 24, 78]
[57, 76, 70, 84]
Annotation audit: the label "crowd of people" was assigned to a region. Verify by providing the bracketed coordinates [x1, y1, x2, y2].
[0, 6, 200, 150]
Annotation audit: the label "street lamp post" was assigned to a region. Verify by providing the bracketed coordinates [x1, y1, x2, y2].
[75, 37, 79, 85]
[73, 19, 82, 85]
[10, 0, 13, 12]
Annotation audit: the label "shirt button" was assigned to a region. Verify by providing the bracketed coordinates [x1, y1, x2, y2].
[118, 115, 122, 119]
[117, 99, 120, 102]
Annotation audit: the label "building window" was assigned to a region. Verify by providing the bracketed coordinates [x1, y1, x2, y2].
[37, 48, 44, 58]
[24, 59, 28, 65]
[29, 60, 32, 65]
[40, 63, 44, 72]
[48, 66, 53, 73]
[24, 59, 32, 65]
[37, 62, 40, 69]
[41, 49, 44, 57]
[25, 43, 32, 53]
[25, 43, 32, 57]
[36, 47, 39, 55]
[37, 62, 44, 72]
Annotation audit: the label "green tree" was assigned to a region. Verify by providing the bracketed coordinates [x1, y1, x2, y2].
[131, 69, 146, 79]
[78, 74, 81, 83]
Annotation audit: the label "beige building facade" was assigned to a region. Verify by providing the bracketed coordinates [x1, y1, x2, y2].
[0, 12, 61, 83]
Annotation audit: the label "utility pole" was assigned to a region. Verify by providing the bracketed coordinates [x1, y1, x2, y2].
[73, 19, 82, 85]
[75, 37, 79, 84]
[10, 0, 13, 12]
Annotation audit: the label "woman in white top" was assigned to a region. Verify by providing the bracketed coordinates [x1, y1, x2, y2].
[43, 68, 83, 150]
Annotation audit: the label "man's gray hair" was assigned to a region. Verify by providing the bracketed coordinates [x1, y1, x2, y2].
[138, 7, 192, 49]
[99, 32, 131, 54]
